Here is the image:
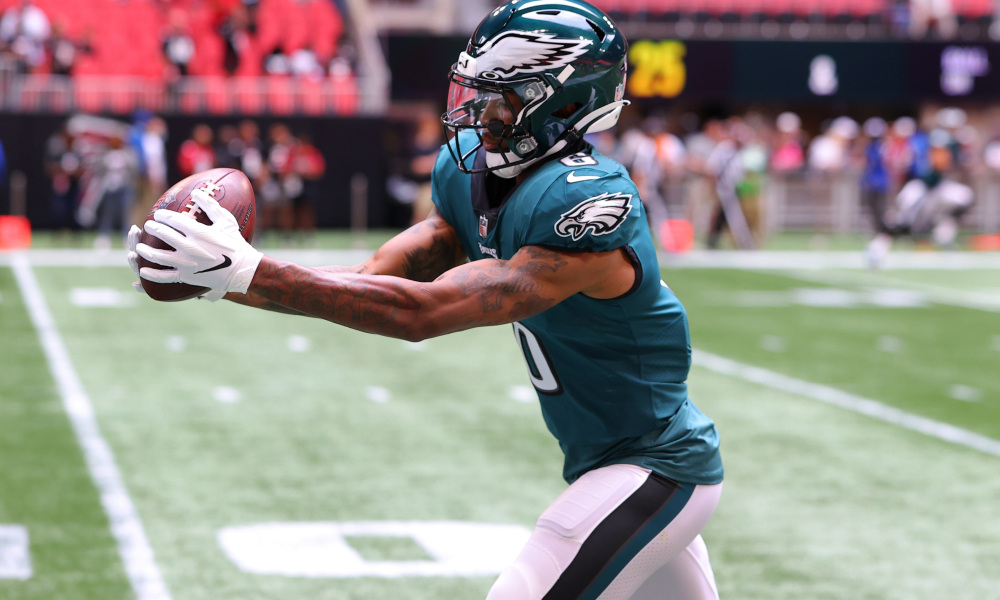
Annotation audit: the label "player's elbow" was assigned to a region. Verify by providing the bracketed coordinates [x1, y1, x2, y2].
[396, 306, 458, 343]
[398, 318, 443, 343]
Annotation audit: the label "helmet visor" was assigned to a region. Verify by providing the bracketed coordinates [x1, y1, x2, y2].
[442, 70, 543, 175]
[444, 78, 525, 146]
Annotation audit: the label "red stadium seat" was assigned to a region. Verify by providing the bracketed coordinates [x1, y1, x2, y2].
[74, 75, 106, 113]
[266, 76, 296, 115]
[329, 71, 358, 115]
[299, 78, 326, 115]
[954, 0, 992, 17]
[233, 77, 265, 114]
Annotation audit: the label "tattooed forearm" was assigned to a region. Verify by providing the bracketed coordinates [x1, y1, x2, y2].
[251, 258, 424, 338]
[224, 291, 309, 315]
[400, 219, 464, 282]
[247, 243, 583, 341]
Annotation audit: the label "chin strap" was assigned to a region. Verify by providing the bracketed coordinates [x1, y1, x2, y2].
[486, 101, 625, 179]
[486, 138, 573, 179]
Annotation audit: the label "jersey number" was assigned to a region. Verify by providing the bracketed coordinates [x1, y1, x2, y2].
[560, 153, 598, 167]
[512, 323, 562, 395]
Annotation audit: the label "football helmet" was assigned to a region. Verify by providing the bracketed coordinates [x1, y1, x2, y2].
[443, 0, 630, 178]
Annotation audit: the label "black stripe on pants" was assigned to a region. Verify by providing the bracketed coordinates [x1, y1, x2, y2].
[542, 472, 681, 600]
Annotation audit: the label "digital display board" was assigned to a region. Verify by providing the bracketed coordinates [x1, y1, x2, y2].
[731, 41, 906, 102]
[906, 42, 1000, 98]
[626, 40, 733, 101]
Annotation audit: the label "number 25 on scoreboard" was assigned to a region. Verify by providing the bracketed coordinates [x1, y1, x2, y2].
[627, 40, 687, 99]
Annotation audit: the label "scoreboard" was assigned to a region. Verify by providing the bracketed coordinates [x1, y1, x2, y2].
[625, 40, 1000, 104]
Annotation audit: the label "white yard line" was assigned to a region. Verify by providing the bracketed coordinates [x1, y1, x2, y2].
[10, 253, 172, 600]
[693, 349, 1000, 459]
[774, 269, 1000, 313]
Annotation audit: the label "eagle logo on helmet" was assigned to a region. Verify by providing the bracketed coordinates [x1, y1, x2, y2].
[476, 31, 592, 77]
[554, 193, 633, 241]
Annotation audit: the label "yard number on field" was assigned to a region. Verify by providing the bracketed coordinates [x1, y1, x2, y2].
[218, 521, 530, 578]
[0, 525, 31, 580]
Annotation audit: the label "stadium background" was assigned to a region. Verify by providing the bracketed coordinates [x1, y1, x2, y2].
[0, 0, 999, 237]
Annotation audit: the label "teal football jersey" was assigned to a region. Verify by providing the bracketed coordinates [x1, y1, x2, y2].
[431, 134, 723, 485]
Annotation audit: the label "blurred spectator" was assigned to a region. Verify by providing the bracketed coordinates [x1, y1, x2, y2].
[77, 136, 139, 249]
[177, 124, 215, 177]
[808, 116, 858, 173]
[982, 125, 1000, 173]
[735, 120, 768, 244]
[0, 0, 50, 73]
[908, 0, 957, 38]
[263, 47, 291, 76]
[651, 114, 688, 186]
[884, 116, 918, 189]
[135, 116, 168, 223]
[770, 112, 805, 174]
[214, 124, 241, 169]
[235, 119, 265, 184]
[287, 132, 326, 243]
[646, 113, 688, 249]
[242, 0, 260, 33]
[219, 5, 253, 75]
[262, 122, 296, 240]
[704, 119, 755, 250]
[407, 108, 443, 225]
[935, 107, 973, 171]
[616, 111, 664, 230]
[290, 49, 324, 78]
[684, 116, 725, 234]
[904, 117, 933, 184]
[867, 128, 974, 267]
[860, 117, 892, 234]
[162, 9, 195, 81]
[44, 125, 83, 239]
[46, 21, 91, 76]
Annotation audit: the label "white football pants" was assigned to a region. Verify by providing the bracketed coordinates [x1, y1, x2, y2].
[486, 463, 723, 600]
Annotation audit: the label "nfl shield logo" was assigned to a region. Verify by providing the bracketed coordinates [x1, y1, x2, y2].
[479, 214, 489, 238]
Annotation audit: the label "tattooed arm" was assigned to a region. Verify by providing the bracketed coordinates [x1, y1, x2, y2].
[222, 210, 467, 314]
[246, 244, 636, 341]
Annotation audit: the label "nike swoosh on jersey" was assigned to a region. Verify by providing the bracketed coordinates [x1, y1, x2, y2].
[194, 255, 233, 274]
[566, 171, 601, 183]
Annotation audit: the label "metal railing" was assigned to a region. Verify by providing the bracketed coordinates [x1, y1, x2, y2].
[0, 71, 374, 116]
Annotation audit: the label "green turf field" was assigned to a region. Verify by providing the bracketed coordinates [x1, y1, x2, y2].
[1, 243, 998, 600]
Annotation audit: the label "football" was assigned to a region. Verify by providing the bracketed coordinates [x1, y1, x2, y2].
[138, 168, 256, 302]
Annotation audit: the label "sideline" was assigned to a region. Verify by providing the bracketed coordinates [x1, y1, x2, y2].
[693, 349, 1000, 459]
[10, 253, 172, 600]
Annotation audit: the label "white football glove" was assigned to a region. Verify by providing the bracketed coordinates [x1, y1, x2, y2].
[126, 224, 145, 294]
[128, 223, 226, 301]
[135, 189, 263, 295]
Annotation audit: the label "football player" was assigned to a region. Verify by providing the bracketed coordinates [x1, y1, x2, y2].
[130, 1, 724, 597]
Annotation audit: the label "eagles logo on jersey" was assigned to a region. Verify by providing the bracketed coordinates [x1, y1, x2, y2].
[554, 193, 633, 241]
